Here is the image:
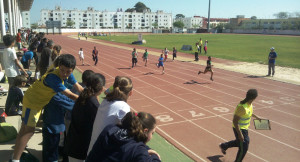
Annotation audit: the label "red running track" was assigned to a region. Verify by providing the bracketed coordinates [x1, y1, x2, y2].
[47, 35, 300, 162]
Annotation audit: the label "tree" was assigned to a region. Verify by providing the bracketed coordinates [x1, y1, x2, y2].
[66, 20, 75, 28]
[274, 12, 289, 19]
[251, 16, 257, 20]
[175, 14, 185, 19]
[31, 23, 38, 29]
[152, 22, 158, 28]
[125, 2, 150, 12]
[173, 21, 184, 28]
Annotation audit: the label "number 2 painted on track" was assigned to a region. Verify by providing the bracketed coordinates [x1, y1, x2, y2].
[156, 115, 173, 122]
[189, 111, 205, 117]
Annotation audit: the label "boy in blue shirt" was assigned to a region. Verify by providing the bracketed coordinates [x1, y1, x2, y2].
[42, 92, 75, 162]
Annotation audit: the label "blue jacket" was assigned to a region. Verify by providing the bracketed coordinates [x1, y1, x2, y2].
[86, 125, 161, 162]
[43, 92, 75, 134]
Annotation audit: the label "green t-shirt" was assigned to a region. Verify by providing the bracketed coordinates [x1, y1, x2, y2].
[143, 52, 148, 58]
[132, 51, 137, 58]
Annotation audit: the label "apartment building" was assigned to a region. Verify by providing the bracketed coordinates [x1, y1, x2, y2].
[39, 6, 172, 29]
[174, 16, 204, 28]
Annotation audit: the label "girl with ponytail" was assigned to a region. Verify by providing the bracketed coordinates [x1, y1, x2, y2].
[220, 89, 261, 162]
[87, 112, 161, 162]
[88, 76, 133, 155]
[65, 73, 106, 161]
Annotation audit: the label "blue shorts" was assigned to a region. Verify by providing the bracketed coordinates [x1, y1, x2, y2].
[158, 62, 164, 67]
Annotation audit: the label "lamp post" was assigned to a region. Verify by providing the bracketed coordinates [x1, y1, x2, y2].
[207, 0, 211, 32]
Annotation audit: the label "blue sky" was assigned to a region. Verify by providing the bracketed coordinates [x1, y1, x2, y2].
[30, 0, 300, 23]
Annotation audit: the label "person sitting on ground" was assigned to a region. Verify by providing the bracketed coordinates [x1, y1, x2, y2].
[5, 75, 27, 116]
[86, 112, 161, 162]
[65, 73, 106, 161]
[87, 76, 133, 155]
[11, 54, 84, 161]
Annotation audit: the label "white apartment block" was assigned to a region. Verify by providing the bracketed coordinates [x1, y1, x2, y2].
[39, 6, 172, 29]
[175, 16, 204, 28]
[21, 11, 31, 28]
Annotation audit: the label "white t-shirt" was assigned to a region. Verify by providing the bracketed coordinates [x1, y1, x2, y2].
[87, 99, 130, 154]
[2, 47, 20, 77]
[164, 50, 169, 56]
[78, 50, 84, 59]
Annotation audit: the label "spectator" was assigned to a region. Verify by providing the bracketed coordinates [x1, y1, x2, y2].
[39, 40, 54, 76]
[87, 112, 161, 162]
[87, 76, 133, 155]
[2, 34, 28, 89]
[65, 73, 106, 161]
[11, 54, 83, 161]
[5, 75, 27, 116]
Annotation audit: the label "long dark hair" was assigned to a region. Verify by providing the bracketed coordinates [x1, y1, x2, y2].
[121, 112, 156, 143]
[240, 89, 258, 104]
[76, 73, 105, 105]
[105, 76, 132, 102]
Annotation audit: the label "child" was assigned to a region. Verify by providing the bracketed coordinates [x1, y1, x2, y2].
[5, 75, 27, 116]
[79, 48, 84, 65]
[87, 76, 133, 155]
[21, 47, 36, 69]
[163, 47, 169, 62]
[172, 47, 177, 61]
[198, 56, 214, 81]
[11, 54, 84, 161]
[143, 49, 148, 66]
[65, 73, 106, 161]
[87, 112, 161, 162]
[157, 53, 165, 74]
[2, 34, 28, 89]
[42, 92, 75, 162]
[204, 40, 208, 54]
[132, 48, 138, 68]
[92, 46, 98, 66]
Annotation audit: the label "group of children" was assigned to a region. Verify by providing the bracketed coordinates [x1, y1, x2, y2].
[3, 48, 160, 161]
[130, 46, 213, 80]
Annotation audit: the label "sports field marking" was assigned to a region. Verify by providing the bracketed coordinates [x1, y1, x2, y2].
[63, 44, 267, 161]
[177, 93, 193, 96]
[58, 35, 298, 161]
[168, 101, 179, 104]
[94, 51, 300, 152]
[141, 104, 152, 108]
[157, 127, 207, 162]
[71, 35, 300, 95]
[71, 40, 300, 133]
[128, 98, 145, 101]
[153, 95, 171, 99]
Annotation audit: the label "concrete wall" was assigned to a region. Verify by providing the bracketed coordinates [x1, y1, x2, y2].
[223, 29, 300, 35]
[33, 28, 152, 34]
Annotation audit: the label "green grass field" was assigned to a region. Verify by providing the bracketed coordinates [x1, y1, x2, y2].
[73, 69, 193, 162]
[91, 34, 300, 68]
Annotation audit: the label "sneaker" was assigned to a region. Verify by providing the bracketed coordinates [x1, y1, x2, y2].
[266, 74, 270, 77]
[156, 63, 158, 67]
[198, 71, 201, 75]
[219, 144, 226, 155]
[162, 70, 165, 74]
[210, 77, 214, 81]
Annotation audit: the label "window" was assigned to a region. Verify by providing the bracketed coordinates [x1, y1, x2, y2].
[25, 13, 28, 15]
[55, 13, 57, 15]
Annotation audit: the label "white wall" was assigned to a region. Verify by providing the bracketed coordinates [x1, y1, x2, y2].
[223, 29, 300, 35]
[33, 28, 152, 33]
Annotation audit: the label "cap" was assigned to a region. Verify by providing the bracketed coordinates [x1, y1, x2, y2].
[270, 47, 275, 50]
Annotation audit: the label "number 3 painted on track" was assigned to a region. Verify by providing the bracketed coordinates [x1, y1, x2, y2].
[156, 115, 174, 122]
